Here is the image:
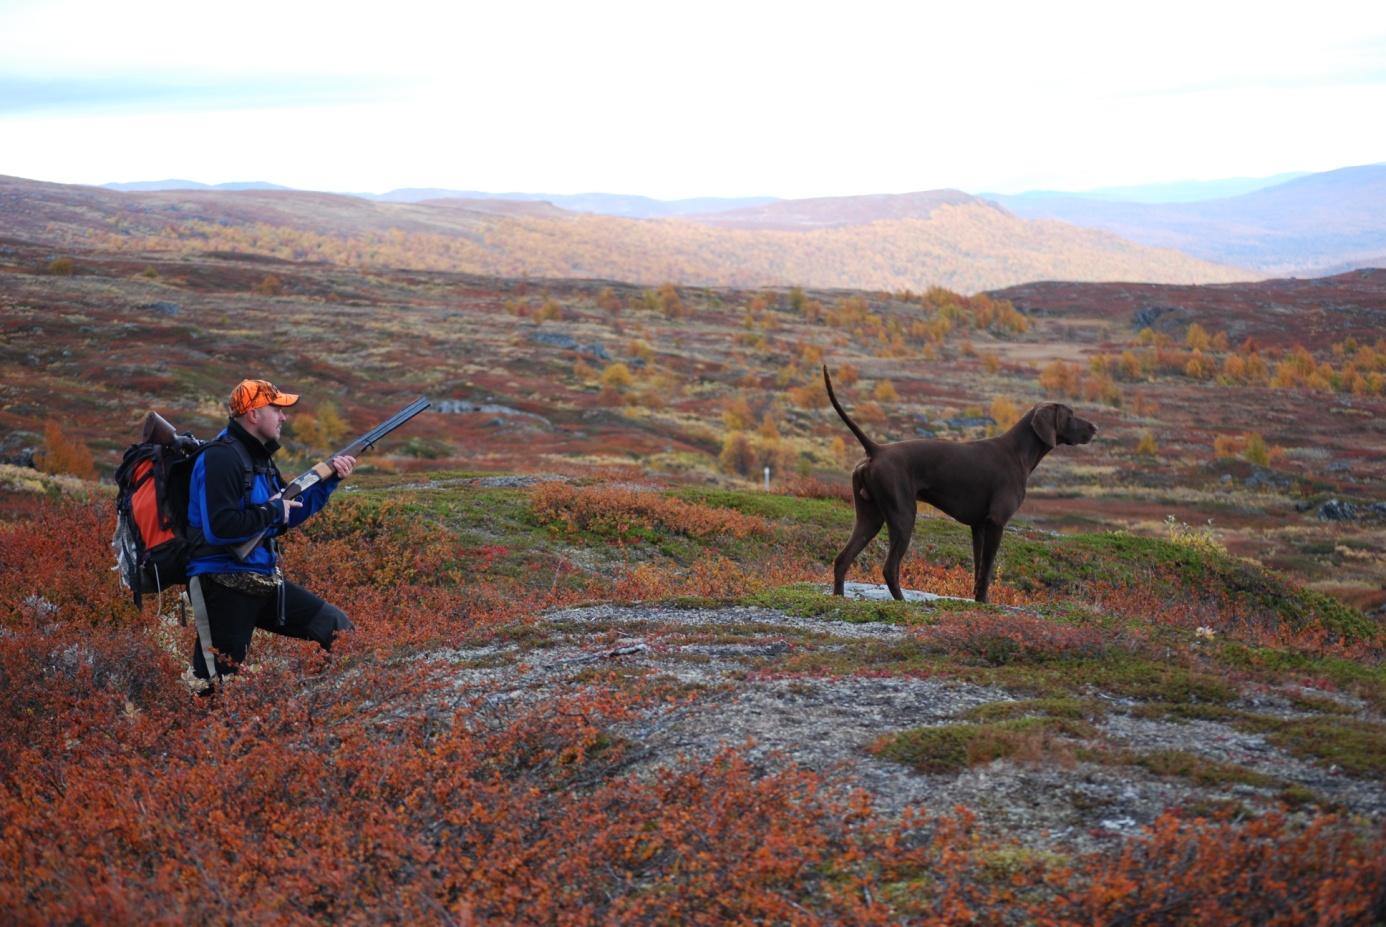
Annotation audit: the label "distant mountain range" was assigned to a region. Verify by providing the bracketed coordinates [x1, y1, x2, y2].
[95, 163, 1386, 277]
[988, 172, 1309, 205]
[988, 164, 1386, 276]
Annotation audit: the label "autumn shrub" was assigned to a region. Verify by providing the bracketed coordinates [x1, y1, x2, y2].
[33, 421, 97, 480]
[654, 282, 684, 318]
[536, 297, 563, 321]
[914, 610, 1110, 665]
[0, 614, 184, 775]
[288, 495, 456, 589]
[989, 396, 1021, 433]
[1, 660, 948, 925]
[1054, 811, 1386, 926]
[530, 483, 770, 542]
[1213, 433, 1244, 458]
[1039, 359, 1083, 396]
[720, 430, 758, 477]
[0, 495, 127, 623]
[599, 362, 634, 391]
[5, 486, 1386, 924]
[852, 399, 886, 425]
[611, 553, 792, 601]
[894, 560, 1027, 605]
[1243, 431, 1280, 467]
[776, 474, 852, 502]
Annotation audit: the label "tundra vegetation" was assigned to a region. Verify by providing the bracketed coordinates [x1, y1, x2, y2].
[1, 239, 1384, 922]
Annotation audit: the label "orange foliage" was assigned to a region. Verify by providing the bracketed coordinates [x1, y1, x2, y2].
[894, 560, 1028, 606]
[1039, 360, 1083, 396]
[1062, 811, 1386, 925]
[530, 483, 770, 541]
[3, 491, 1385, 923]
[914, 609, 1112, 664]
[34, 422, 97, 480]
[872, 379, 899, 403]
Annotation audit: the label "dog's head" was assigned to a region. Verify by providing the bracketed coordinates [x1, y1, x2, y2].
[1030, 403, 1097, 448]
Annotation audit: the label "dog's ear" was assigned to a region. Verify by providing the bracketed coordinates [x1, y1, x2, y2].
[1030, 404, 1058, 447]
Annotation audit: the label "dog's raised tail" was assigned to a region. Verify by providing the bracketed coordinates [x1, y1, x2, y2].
[823, 365, 879, 457]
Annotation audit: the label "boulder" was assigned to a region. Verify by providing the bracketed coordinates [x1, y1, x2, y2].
[0, 431, 40, 468]
[527, 330, 611, 360]
[1317, 499, 1359, 521]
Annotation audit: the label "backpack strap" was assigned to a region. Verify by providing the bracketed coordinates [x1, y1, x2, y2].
[185, 433, 278, 561]
[207, 431, 262, 501]
[223, 433, 257, 499]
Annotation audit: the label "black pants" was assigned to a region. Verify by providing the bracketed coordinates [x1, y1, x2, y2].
[191, 578, 354, 680]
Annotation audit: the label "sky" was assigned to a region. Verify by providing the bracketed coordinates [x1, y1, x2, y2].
[1, 0, 1384, 200]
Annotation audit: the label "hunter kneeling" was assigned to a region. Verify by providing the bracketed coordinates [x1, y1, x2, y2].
[188, 378, 355, 686]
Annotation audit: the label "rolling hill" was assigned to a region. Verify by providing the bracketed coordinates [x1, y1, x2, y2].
[1, 174, 1250, 293]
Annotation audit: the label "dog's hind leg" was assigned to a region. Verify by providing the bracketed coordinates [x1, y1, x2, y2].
[880, 497, 916, 601]
[833, 498, 884, 596]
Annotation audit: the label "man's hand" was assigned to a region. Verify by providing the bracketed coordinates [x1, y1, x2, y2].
[268, 493, 303, 523]
[330, 455, 357, 479]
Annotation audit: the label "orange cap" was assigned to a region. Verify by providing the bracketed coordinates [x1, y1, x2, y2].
[228, 379, 300, 417]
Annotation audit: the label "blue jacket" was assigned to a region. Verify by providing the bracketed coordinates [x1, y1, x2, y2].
[186, 420, 339, 576]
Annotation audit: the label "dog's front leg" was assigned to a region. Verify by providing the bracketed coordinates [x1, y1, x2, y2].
[973, 522, 1005, 603]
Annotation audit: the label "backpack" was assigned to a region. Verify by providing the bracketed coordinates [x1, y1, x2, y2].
[113, 413, 251, 607]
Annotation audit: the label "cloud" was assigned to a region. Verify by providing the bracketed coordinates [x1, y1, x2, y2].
[0, 75, 406, 115]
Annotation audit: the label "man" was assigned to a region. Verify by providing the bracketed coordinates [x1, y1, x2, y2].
[187, 378, 356, 685]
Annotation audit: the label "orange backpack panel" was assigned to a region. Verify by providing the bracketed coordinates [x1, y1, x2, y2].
[130, 458, 177, 549]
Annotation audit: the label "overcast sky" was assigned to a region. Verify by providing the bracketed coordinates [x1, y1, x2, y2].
[2, 0, 1383, 199]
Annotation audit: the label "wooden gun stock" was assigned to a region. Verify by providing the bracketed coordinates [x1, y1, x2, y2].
[142, 411, 178, 446]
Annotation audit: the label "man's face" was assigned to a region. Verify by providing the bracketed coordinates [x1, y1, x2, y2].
[245, 404, 288, 444]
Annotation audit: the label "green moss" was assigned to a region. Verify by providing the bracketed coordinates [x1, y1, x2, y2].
[963, 697, 1100, 723]
[1124, 749, 1280, 789]
[872, 717, 1095, 774]
[1284, 692, 1360, 715]
[1216, 644, 1386, 709]
[999, 530, 1379, 643]
[969, 655, 1238, 707]
[1129, 702, 1244, 723]
[671, 487, 851, 528]
[779, 639, 939, 676]
[747, 583, 939, 626]
[1233, 716, 1386, 777]
[1278, 784, 1325, 809]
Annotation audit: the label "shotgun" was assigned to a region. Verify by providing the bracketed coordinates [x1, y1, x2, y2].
[232, 396, 431, 560]
[141, 410, 200, 452]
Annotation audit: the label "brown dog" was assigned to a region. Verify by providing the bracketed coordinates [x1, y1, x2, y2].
[824, 366, 1096, 602]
